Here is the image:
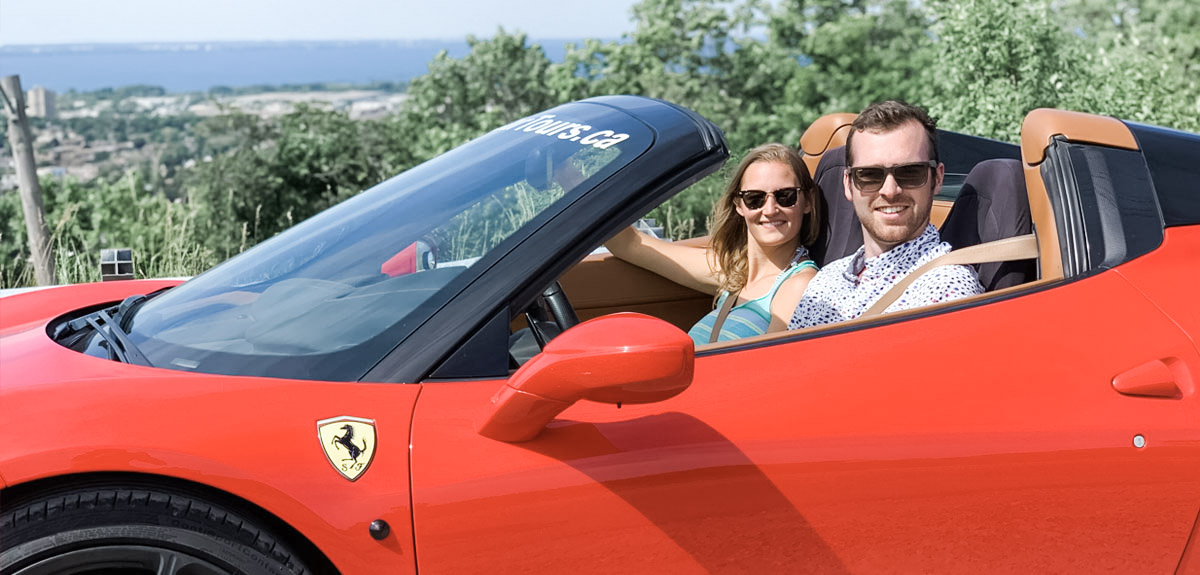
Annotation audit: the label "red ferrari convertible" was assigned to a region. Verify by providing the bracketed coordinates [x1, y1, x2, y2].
[2, 96, 1198, 574]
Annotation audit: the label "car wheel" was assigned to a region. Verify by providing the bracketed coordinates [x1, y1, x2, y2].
[1, 484, 314, 575]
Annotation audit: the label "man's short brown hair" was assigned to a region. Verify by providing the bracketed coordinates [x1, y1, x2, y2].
[845, 100, 938, 166]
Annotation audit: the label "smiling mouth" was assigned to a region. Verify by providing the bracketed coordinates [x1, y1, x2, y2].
[876, 206, 908, 214]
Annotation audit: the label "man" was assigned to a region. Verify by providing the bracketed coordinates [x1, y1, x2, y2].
[788, 100, 983, 329]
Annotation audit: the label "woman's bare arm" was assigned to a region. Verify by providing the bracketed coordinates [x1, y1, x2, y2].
[604, 227, 721, 295]
[767, 266, 816, 332]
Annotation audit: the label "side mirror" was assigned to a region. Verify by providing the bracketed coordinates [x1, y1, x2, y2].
[477, 312, 694, 442]
[380, 240, 436, 277]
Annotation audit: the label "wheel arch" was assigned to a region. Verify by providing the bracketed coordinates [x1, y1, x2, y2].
[1, 470, 340, 574]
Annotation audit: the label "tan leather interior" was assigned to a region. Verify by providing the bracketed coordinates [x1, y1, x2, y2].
[1020, 109, 1138, 165]
[558, 251, 712, 331]
[1019, 108, 1139, 280]
[798, 112, 858, 175]
[931, 200, 952, 228]
[1022, 164, 1062, 280]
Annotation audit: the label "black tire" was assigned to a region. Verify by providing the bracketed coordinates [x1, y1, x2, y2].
[1, 484, 314, 575]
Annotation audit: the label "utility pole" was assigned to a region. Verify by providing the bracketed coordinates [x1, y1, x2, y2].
[1, 75, 55, 286]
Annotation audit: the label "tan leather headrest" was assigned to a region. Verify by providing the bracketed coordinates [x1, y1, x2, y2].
[799, 112, 857, 175]
[1020, 109, 1137, 166]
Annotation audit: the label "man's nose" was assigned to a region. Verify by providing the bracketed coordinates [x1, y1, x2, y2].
[877, 174, 903, 198]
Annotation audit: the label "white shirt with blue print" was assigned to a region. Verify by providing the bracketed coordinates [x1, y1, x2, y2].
[788, 224, 984, 329]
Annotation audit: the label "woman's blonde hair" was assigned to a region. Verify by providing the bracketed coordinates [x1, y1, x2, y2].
[708, 143, 820, 296]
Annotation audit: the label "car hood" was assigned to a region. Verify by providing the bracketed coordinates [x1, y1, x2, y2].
[0, 279, 186, 390]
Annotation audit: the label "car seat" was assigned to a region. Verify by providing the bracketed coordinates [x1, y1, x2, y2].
[938, 158, 1037, 290]
[808, 145, 863, 267]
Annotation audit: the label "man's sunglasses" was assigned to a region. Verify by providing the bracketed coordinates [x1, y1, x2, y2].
[848, 161, 938, 193]
[735, 187, 801, 210]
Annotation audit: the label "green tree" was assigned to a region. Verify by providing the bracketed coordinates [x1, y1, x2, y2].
[1054, 0, 1199, 132]
[552, 0, 805, 149]
[547, 0, 810, 235]
[778, 0, 936, 130]
[392, 30, 559, 163]
[182, 105, 396, 257]
[925, 0, 1198, 139]
[924, 0, 1077, 142]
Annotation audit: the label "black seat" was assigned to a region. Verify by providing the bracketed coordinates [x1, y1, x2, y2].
[938, 158, 1036, 290]
[809, 146, 863, 267]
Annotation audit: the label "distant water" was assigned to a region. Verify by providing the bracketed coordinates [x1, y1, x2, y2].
[0, 40, 578, 93]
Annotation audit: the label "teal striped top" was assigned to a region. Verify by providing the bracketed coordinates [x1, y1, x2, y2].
[687, 259, 818, 345]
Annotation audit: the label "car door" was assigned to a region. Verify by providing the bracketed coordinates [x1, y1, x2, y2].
[406, 267, 1200, 573]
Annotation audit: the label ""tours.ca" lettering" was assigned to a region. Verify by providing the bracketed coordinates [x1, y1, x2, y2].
[501, 114, 630, 150]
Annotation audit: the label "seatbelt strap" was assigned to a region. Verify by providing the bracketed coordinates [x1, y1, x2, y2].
[708, 289, 740, 344]
[860, 233, 1039, 319]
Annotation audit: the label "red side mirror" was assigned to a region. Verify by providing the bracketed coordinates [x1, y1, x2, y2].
[477, 313, 694, 442]
[381, 241, 435, 277]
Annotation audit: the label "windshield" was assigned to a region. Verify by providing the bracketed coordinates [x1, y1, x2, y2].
[124, 103, 654, 380]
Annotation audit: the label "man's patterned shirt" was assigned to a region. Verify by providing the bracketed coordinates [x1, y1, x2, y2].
[788, 224, 984, 329]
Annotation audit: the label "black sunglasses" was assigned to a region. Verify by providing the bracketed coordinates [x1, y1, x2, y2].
[848, 161, 938, 193]
[735, 187, 801, 210]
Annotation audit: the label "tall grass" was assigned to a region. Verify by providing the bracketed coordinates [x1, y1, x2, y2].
[0, 177, 230, 290]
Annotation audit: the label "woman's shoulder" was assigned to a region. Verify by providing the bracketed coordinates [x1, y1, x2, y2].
[776, 262, 817, 295]
[781, 258, 818, 279]
[765, 259, 816, 332]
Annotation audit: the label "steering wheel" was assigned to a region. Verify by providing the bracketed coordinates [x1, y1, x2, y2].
[524, 281, 580, 348]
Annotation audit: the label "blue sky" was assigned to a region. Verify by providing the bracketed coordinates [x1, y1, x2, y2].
[0, 0, 642, 45]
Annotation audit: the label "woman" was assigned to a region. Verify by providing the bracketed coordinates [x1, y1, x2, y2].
[605, 143, 821, 344]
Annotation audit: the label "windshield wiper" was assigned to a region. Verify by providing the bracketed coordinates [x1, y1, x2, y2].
[57, 291, 162, 341]
[111, 294, 148, 332]
[85, 309, 152, 367]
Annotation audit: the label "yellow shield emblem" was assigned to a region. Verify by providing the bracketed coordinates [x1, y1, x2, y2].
[317, 416, 377, 481]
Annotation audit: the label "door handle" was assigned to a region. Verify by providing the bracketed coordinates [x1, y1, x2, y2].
[1112, 358, 1183, 399]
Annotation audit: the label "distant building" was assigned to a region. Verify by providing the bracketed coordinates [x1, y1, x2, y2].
[27, 86, 56, 119]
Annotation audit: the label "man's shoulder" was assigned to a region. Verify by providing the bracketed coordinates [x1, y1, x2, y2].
[907, 261, 985, 300]
[911, 228, 953, 262]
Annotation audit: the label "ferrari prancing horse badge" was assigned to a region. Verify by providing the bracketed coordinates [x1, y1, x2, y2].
[317, 416, 377, 481]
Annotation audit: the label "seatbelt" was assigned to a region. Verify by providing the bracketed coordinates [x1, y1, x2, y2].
[707, 289, 740, 344]
[859, 233, 1039, 319]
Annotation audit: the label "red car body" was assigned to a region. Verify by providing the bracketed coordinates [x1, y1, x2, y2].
[2, 98, 1199, 574]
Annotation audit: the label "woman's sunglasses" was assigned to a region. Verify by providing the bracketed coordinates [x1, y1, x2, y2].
[735, 187, 801, 210]
[848, 161, 938, 193]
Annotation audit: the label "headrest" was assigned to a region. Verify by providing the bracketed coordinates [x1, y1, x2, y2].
[799, 113, 858, 175]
